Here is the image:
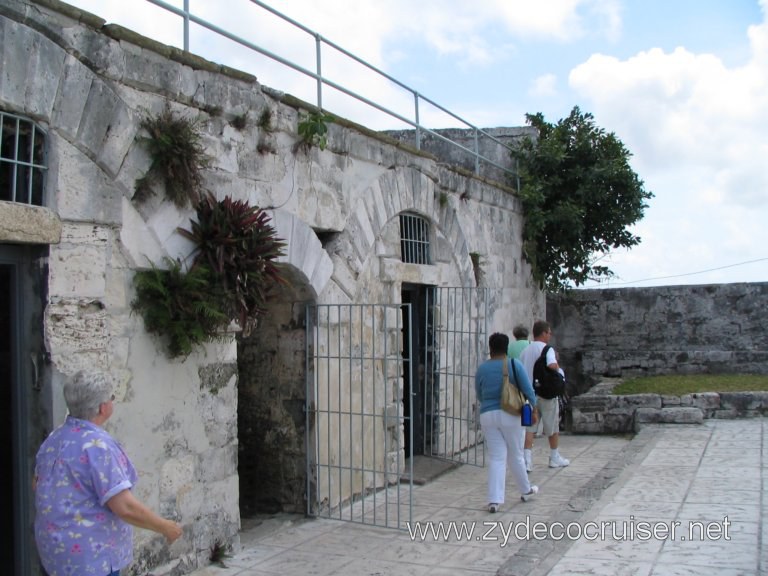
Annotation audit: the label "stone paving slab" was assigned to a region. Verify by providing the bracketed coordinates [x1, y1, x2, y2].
[180, 419, 764, 576]
[529, 419, 765, 576]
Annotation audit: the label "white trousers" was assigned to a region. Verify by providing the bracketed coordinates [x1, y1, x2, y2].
[480, 409, 532, 504]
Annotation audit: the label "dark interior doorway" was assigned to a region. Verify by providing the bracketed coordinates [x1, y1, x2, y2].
[401, 283, 436, 457]
[236, 267, 314, 517]
[1, 263, 14, 571]
[2, 244, 46, 576]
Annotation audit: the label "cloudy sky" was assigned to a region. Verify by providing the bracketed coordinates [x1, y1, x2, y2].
[65, 0, 768, 287]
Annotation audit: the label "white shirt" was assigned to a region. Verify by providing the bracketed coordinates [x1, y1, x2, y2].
[518, 340, 557, 384]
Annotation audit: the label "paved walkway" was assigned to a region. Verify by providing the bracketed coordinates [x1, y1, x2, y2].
[184, 419, 764, 576]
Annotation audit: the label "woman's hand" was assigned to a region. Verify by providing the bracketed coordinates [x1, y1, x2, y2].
[108, 490, 183, 544]
[161, 519, 183, 543]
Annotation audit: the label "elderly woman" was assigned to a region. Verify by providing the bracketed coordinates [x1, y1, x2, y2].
[475, 332, 539, 513]
[33, 371, 182, 576]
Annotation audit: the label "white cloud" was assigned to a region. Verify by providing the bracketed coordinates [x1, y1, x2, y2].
[268, 0, 623, 68]
[569, 6, 768, 286]
[490, 0, 621, 41]
[529, 74, 559, 98]
[569, 30, 768, 209]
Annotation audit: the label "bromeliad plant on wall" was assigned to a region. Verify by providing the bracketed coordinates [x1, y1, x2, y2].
[178, 192, 287, 336]
[132, 192, 287, 358]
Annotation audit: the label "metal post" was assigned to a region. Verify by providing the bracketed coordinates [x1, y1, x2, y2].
[414, 93, 421, 150]
[474, 129, 480, 175]
[183, 0, 189, 51]
[315, 34, 323, 110]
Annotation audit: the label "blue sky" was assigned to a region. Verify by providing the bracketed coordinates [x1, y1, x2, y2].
[64, 0, 768, 287]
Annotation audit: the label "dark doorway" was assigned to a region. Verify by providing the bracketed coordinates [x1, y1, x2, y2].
[1, 263, 13, 570]
[236, 267, 314, 517]
[1, 244, 46, 576]
[401, 283, 436, 457]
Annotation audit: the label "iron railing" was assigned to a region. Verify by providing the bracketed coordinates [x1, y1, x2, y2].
[139, 0, 518, 181]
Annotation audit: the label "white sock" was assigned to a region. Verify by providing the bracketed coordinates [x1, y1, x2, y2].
[550, 449, 559, 458]
[525, 449, 532, 460]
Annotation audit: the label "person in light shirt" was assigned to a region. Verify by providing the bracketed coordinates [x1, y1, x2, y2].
[507, 324, 531, 360]
[519, 320, 570, 471]
[33, 371, 182, 576]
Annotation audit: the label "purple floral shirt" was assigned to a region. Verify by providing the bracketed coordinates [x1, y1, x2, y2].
[34, 416, 137, 576]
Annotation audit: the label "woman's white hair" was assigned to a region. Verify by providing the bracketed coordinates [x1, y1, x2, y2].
[63, 371, 113, 420]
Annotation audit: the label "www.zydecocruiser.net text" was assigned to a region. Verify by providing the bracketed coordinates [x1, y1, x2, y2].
[407, 516, 731, 547]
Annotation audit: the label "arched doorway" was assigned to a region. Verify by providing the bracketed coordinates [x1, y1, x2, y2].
[237, 266, 315, 516]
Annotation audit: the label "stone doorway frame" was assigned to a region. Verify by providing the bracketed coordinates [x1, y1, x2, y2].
[424, 286, 488, 467]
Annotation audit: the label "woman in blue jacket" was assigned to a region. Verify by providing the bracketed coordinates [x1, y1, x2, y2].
[475, 332, 539, 512]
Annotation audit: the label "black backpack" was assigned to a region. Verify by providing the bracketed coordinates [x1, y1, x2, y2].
[533, 345, 565, 399]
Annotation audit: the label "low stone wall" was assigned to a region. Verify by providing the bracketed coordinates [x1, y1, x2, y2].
[548, 283, 768, 395]
[571, 378, 768, 434]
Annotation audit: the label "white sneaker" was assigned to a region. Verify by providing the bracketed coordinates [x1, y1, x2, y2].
[488, 503, 499, 513]
[521, 485, 538, 502]
[549, 453, 570, 468]
[524, 451, 533, 473]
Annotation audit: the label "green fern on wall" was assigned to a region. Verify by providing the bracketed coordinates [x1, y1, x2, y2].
[132, 258, 230, 358]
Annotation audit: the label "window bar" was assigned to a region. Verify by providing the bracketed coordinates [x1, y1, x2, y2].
[12, 116, 20, 203]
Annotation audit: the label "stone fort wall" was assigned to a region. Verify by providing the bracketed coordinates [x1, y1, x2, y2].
[548, 282, 768, 395]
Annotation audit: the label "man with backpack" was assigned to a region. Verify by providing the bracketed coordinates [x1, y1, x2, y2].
[519, 320, 570, 471]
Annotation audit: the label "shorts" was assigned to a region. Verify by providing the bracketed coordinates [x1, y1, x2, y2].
[526, 396, 559, 436]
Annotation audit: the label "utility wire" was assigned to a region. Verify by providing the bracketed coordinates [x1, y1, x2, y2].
[598, 257, 768, 287]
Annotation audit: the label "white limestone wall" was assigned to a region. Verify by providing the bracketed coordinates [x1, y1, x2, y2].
[0, 0, 543, 573]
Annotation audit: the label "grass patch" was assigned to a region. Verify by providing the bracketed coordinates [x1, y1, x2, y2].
[613, 374, 768, 396]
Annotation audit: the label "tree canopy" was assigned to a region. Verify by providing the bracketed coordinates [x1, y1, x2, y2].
[512, 106, 653, 292]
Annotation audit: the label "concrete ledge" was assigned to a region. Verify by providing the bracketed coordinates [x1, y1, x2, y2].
[0, 201, 62, 244]
[571, 378, 766, 434]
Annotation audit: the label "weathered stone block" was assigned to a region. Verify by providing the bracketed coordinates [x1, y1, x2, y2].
[77, 78, 120, 155]
[26, 28, 66, 119]
[615, 394, 662, 409]
[383, 403, 404, 428]
[570, 407, 606, 434]
[661, 395, 681, 406]
[0, 201, 62, 244]
[52, 234, 107, 293]
[0, 19, 31, 109]
[97, 99, 137, 177]
[720, 392, 765, 413]
[603, 410, 635, 433]
[52, 55, 94, 139]
[711, 409, 740, 419]
[571, 395, 616, 412]
[686, 392, 721, 411]
[51, 142, 123, 224]
[634, 407, 703, 431]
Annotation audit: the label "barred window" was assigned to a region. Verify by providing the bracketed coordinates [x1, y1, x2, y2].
[0, 111, 47, 206]
[399, 213, 431, 264]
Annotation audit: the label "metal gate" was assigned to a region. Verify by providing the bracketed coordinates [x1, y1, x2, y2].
[423, 287, 489, 466]
[305, 303, 413, 529]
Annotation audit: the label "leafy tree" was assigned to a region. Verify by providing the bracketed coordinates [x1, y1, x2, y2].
[512, 106, 653, 292]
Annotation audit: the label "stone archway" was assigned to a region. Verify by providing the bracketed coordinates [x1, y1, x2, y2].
[236, 211, 330, 516]
[237, 265, 315, 515]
